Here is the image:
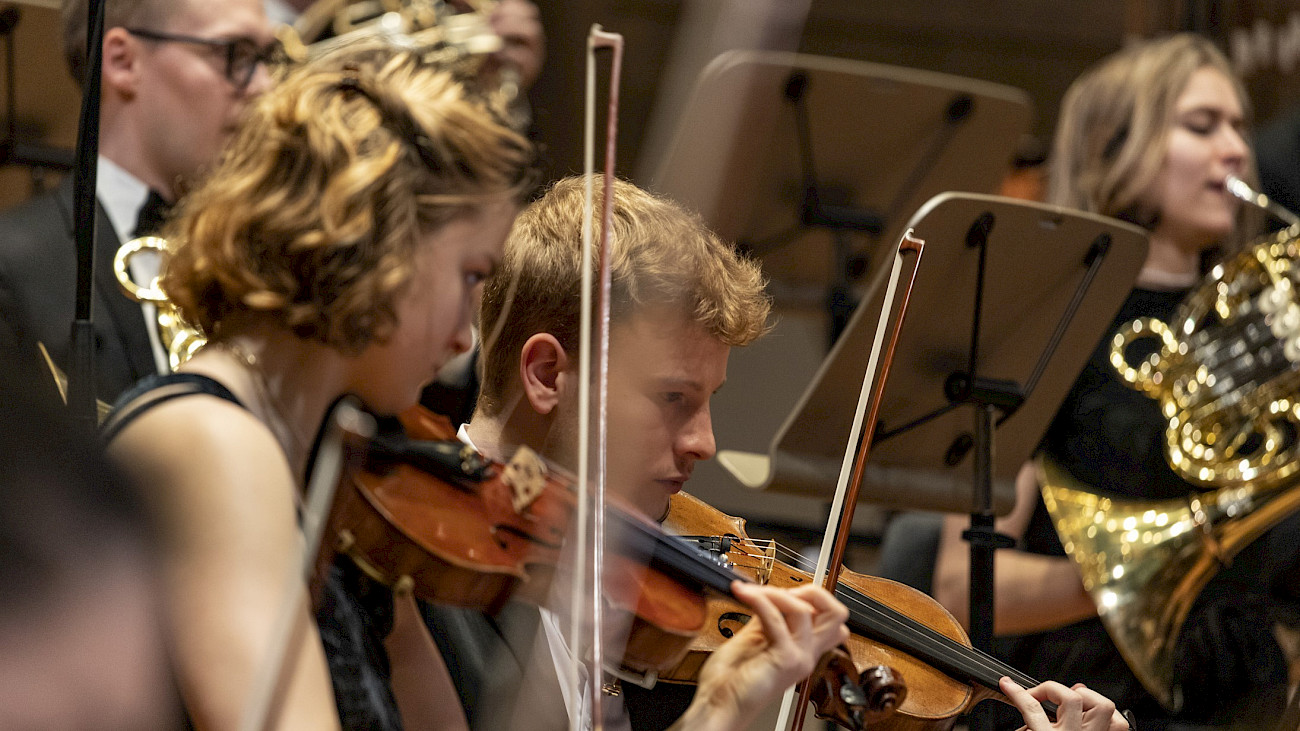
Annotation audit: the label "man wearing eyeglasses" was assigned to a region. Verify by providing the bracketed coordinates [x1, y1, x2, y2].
[0, 0, 277, 405]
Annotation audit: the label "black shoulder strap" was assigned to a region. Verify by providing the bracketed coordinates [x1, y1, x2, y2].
[102, 373, 244, 443]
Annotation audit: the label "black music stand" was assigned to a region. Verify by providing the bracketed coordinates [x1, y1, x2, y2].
[720, 193, 1147, 726]
[649, 50, 1033, 343]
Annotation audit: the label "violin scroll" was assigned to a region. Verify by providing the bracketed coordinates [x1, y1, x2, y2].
[808, 648, 907, 730]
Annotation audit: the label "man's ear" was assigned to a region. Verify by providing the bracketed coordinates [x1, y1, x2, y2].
[101, 27, 141, 98]
[519, 333, 570, 415]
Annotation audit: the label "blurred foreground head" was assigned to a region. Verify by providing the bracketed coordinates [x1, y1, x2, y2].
[0, 348, 176, 730]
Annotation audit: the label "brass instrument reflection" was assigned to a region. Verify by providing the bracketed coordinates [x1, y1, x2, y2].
[1045, 203, 1300, 710]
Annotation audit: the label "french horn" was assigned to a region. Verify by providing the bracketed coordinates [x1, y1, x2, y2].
[113, 236, 205, 371]
[1043, 176, 1300, 711]
[277, 0, 524, 126]
[280, 0, 502, 66]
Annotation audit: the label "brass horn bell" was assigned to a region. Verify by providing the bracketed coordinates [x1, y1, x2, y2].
[1040, 457, 1300, 712]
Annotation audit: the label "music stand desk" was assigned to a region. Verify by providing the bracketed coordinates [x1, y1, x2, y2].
[720, 193, 1149, 515]
[650, 50, 1034, 295]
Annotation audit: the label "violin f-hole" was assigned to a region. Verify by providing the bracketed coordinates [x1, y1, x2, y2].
[716, 611, 751, 639]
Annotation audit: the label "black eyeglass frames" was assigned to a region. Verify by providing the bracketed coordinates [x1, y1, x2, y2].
[125, 28, 285, 90]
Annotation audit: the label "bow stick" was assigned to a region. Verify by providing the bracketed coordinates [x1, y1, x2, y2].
[774, 230, 925, 730]
[240, 400, 371, 731]
[571, 24, 624, 731]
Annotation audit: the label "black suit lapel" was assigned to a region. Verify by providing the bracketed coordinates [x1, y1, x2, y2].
[95, 206, 156, 379]
[488, 603, 571, 731]
[55, 178, 158, 383]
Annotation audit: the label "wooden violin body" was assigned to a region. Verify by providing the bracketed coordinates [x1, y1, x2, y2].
[664, 492, 1013, 730]
[314, 407, 916, 727]
[313, 406, 573, 612]
[313, 405, 720, 675]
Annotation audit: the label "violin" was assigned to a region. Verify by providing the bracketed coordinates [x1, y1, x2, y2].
[311, 404, 749, 666]
[663, 491, 1060, 730]
[311, 403, 573, 612]
[313, 404, 907, 729]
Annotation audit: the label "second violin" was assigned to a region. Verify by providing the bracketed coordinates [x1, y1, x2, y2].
[664, 491, 1090, 730]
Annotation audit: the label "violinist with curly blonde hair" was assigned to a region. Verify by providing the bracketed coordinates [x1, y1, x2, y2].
[105, 41, 533, 730]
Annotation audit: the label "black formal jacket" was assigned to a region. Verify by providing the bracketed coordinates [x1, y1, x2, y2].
[423, 601, 694, 731]
[0, 176, 156, 404]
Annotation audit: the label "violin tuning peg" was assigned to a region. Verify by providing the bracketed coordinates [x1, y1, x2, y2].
[857, 665, 907, 716]
[808, 650, 906, 729]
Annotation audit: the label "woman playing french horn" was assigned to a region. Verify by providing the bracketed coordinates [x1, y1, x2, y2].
[934, 33, 1300, 730]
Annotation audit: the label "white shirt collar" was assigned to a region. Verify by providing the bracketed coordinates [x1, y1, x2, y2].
[96, 156, 170, 375]
[456, 422, 476, 450]
[96, 156, 151, 245]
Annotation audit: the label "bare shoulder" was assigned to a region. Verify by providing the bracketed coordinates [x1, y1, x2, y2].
[108, 394, 299, 551]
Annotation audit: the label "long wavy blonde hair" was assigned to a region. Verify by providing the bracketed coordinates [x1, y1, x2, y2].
[1049, 33, 1261, 248]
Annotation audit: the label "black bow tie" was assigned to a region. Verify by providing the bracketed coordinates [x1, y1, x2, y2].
[132, 190, 173, 238]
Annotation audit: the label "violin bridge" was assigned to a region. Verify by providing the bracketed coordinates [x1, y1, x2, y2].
[503, 445, 548, 513]
[756, 539, 776, 584]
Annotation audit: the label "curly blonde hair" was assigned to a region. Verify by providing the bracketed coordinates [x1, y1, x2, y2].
[1049, 33, 1261, 246]
[477, 175, 771, 415]
[162, 42, 535, 353]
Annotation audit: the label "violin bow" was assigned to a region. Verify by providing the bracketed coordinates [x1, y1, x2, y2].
[239, 399, 373, 731]
[572, 24, 624, 731]
[774, 231, 925, 731]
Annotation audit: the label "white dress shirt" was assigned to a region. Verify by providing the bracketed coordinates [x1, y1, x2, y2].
[456, 423, 634, 731]
[96, 156, 169, 375]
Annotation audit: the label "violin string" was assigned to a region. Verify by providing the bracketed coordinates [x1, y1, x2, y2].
[707, 528, 998, 676]
[720, 536, 1040, 690]
[758, 537, 1033, 687]
[835, 580, 1038, 689]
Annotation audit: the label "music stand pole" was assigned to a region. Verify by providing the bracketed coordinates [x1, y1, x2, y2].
[968, 402, 1010, 644]
[964, 393, 1018, 731]
[68, 0, 105, 429]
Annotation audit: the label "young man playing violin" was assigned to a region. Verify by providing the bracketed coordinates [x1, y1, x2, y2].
[424, 174, 1131, 731]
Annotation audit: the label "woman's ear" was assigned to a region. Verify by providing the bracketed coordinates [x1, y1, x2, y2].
[518, 333, 570, 415]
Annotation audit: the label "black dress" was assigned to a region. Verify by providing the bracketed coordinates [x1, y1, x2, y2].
[989, 288, 1294, 730]
[105, 374, 404, 730]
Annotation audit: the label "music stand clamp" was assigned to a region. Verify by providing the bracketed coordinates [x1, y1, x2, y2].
[959, 389, 1019, 731]
[947, 376, 1023, 642]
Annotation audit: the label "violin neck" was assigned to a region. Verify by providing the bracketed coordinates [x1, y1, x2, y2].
[608, 508, 746, 595]
[835, 583, 1041, 694]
